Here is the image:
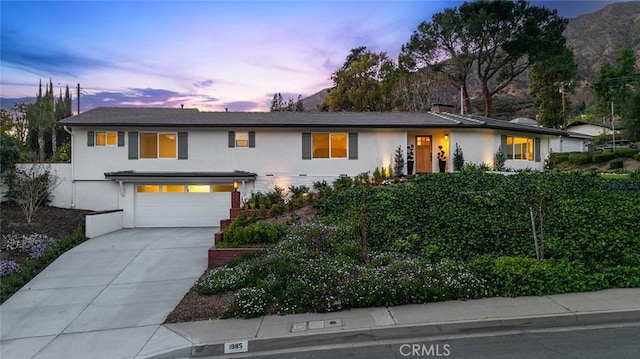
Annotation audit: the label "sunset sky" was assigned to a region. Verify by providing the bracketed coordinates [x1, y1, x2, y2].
[0, 0, 623, 113]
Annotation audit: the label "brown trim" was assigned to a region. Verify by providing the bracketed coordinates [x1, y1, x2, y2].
[85, 209, 124, 216]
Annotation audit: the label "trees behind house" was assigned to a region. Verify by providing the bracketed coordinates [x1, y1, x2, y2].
[590, 47, 640, 141]
[528, 46, 577, 129]
[270, 93, 304, 112]
[401, 0, 568, 118]
[4, 81, 73, 162]
[323, 46, 398, 111]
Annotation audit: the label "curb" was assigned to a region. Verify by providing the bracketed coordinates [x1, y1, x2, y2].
[152, 309, 640, 358]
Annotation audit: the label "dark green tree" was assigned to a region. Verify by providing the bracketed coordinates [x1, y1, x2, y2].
[323, 46, 397, 111]
[400, 7, 475, 114]
[529, 46, 577, 128]
[295, 94, 304, 112]
[592, 47, 640, 120]
[270, 93, 284, 112]
[461, 0, 568, 117]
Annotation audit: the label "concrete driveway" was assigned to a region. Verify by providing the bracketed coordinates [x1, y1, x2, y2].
[0, 227, 215, 359]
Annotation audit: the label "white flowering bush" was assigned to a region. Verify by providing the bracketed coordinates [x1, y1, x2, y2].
[207, 223, 488, 318]
[0, 260, 21, 276]
[197, 266, 251, 295]
[1, 233, 55, 259]
[228, 287, 270, 318]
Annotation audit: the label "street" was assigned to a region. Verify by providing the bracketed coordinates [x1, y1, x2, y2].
[241, 323, 640, 359]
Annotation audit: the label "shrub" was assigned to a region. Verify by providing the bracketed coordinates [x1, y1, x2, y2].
[288, 185, 309, 199]
[592, 151, 616, 163]
[269, 203, 285, 217]
[0, 260, 21, 276]
[1, 233, 55, 258]
[491, 257, 606, 297]
[332, 176, 353, 191]
[226, 287, 270, 318]
[372, 167, 383, 183]
[603, 266, 640, 288]
[568, 153, 589, 165]
[7, 165, 60, 223]
[220, 221, 287, 247]
[393, 145, 405, 177]
[609, 158, 624, 170]
[198, 266, 250, 295]
[453, 143, 465, 171]
[634, 153, 640, 161]
[614, 147, 639, 158]
[493, 146, 506, 171]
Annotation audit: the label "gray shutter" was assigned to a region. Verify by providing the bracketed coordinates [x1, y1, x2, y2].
[348, 132, 358, 160]
[87, 131, 95, 147]
[500, 135, 507, 159]
[128, 131, 138, 160]
[249, 131, 255, 148]
[178, 132, 188, 160]
[117, 131, 125, 147]
[535, 138, 541, 162]
[228, 131, 235, 148]
[302, 132, 311, 160]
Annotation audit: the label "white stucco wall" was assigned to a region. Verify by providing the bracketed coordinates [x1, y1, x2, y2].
[71, 127, 407, 180]
[567, 124, 619, 137]
[85, 210, 124, 238]
[15, 162, 73, 208]
[449, 129, 550, 171]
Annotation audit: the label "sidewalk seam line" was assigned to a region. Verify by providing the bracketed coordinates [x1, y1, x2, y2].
[386, 306, 398, 325]
[546, 296, 573, 313]
[255, 316, 266, 338]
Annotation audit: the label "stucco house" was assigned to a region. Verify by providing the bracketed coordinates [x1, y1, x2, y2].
[53, 107, 568, 229]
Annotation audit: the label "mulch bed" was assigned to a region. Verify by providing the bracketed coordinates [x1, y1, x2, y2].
[1, 202, 86, 238]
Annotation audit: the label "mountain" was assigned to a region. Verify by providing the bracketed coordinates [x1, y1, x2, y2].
[301, 88, 329, 112]
[303, 2, 640, 119]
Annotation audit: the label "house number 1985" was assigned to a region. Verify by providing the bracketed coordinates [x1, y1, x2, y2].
[224, 340, 249, 353]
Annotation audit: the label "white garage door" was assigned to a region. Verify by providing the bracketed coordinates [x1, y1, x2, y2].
[135, 184, 231, 227]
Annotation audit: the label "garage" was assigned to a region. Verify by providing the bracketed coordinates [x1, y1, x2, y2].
[104, 171, 258, 228]
[135, 184, 232, 227]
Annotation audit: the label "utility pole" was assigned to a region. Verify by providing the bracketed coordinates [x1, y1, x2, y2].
[560, 83, 566, 130]
[611, 101, 615, 151]
[77, 83, 81, 114]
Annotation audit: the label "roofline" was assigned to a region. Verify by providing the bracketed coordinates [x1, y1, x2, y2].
[63, 122, 566, 135]
[104, 171, 257, 183]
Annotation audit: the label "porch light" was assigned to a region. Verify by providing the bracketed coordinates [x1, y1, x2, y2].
[444, 134, 449, 141]
[233, 181, 238, 191]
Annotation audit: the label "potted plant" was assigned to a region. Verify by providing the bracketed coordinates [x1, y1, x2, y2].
[437, 145, 447, 173]
[406, 144, 415, 175]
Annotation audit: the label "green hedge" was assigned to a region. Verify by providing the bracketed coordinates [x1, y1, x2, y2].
[219, 217, 287, 248]
[317, 171, 640, 265]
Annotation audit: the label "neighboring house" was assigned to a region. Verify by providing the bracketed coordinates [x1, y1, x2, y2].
[566, 120, 623, 137]
[508, 117, 588, 153]
[55, 107, 568, 228]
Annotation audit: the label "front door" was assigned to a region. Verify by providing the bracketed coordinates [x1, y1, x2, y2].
[415, 136, 432, 173]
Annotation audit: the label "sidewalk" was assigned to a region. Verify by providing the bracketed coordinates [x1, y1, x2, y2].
[137, 288, 640, 358]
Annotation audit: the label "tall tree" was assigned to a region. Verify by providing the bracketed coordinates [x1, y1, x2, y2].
[295, 95, 304, 112]
[270, 93, 284, 112]
[323, 47, 397, 111]
[400, 7, 475, 114]
[461, 0, 568, 117]
[529, 46, 577, 128]
[592, 47, 639, 120]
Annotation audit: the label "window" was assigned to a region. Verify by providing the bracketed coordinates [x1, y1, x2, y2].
[187, 185, 211, 193]
[140, 132, 176, 159]
[505, 136, 534, 161]
[235, 132, 249, 147]
[137, 185, 160, 193]
[162, 185, 184, 193]
[312, 133, 347, 159]
[96, 132, 117, 146]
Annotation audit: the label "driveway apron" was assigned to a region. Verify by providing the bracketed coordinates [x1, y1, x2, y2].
[0, 227, 214, 359]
